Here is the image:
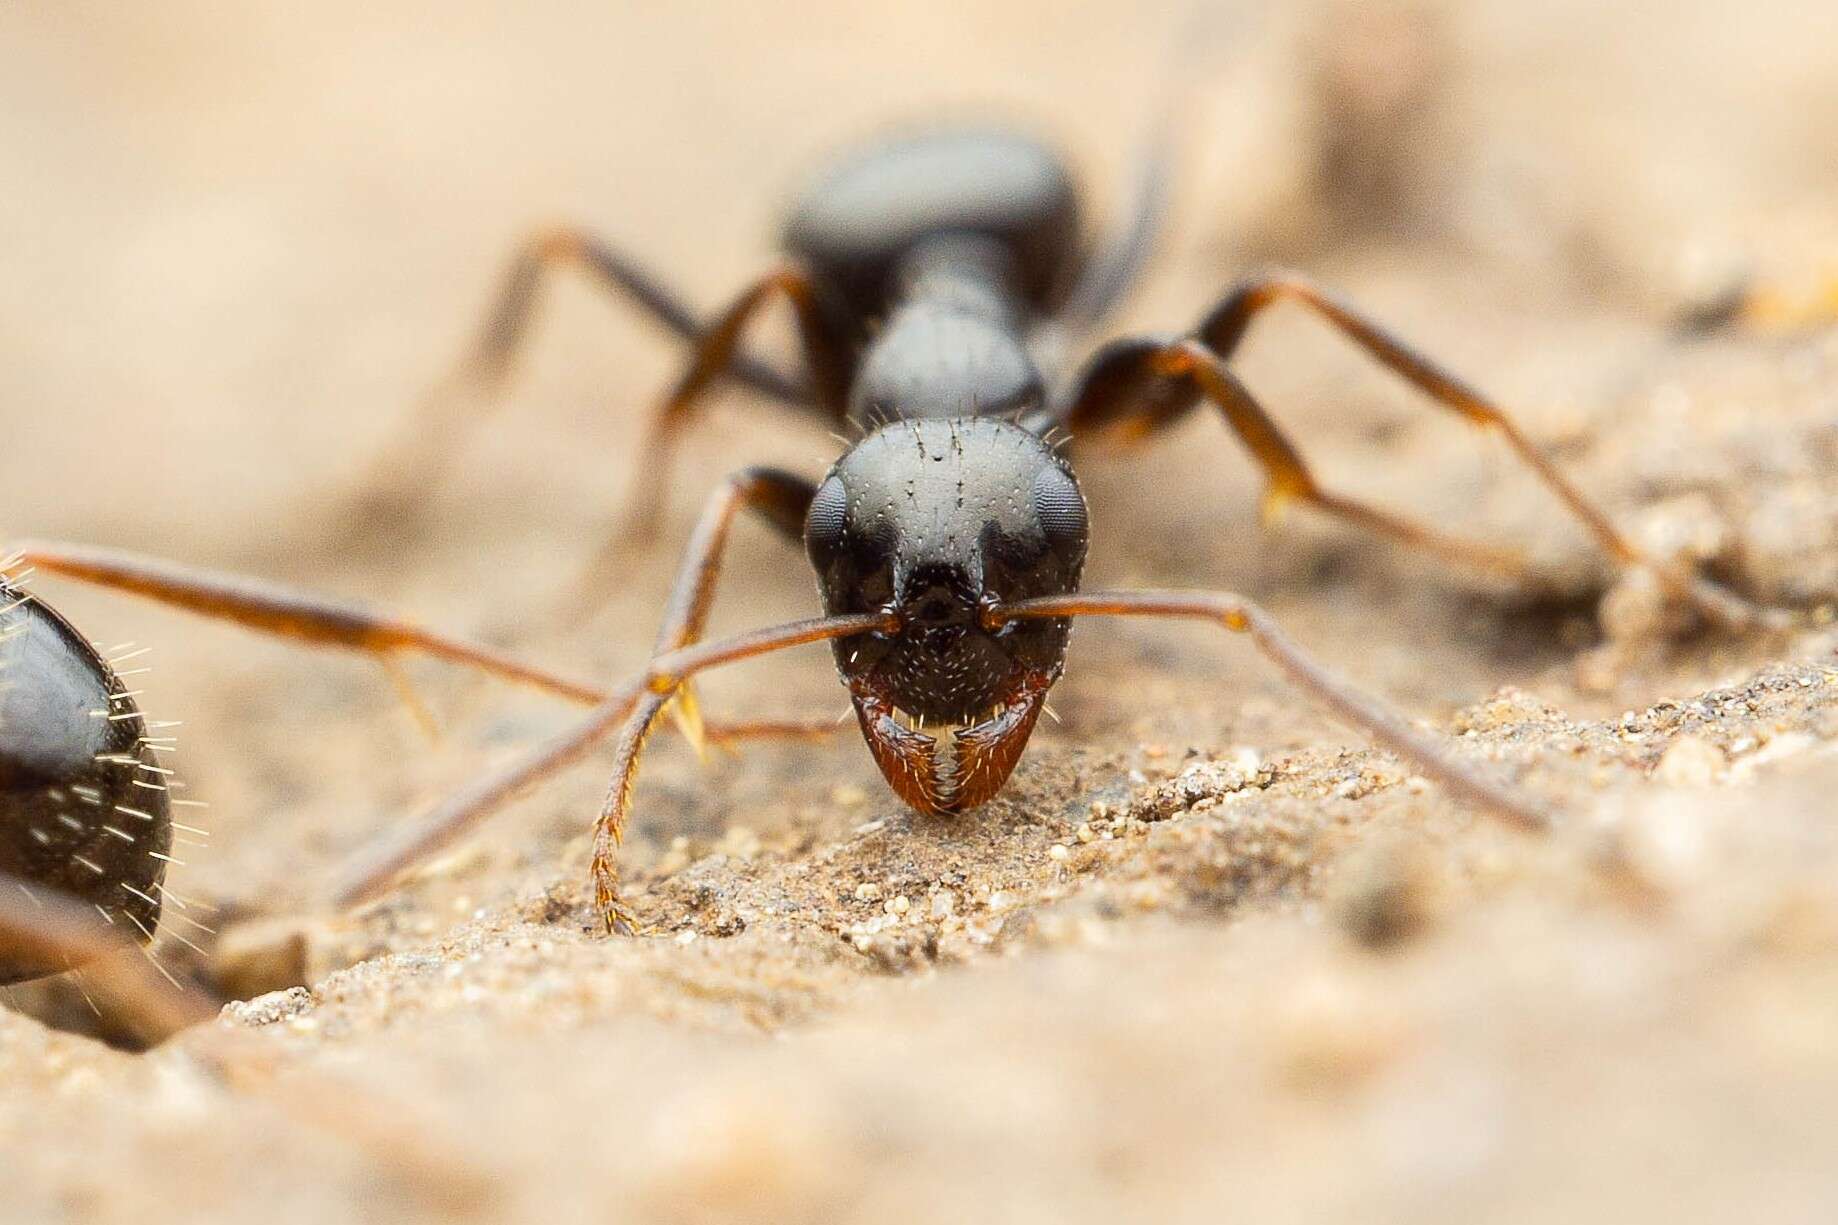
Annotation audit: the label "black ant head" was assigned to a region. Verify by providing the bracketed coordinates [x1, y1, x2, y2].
[805, 417, 1087, 813]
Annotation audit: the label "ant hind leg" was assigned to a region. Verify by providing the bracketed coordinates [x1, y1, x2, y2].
[345, 226, 818, 541]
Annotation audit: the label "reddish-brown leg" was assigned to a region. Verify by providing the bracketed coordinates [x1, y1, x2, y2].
[330, 612, 893, 919]
[1199, 271, 1638, 561]
[1064, 337, 1527, 575]
[336, 467, 857, 928]
[1063, 270, 1797, 629]
[989, 590, 1548, 833]
[1734, 272, 1838, 331]
[4, 540, 837, 750]
[356, 226, 808, 510]
[566, 266, 851, 620]
[621, 466, 816, 748]
[1203, 272, 1802, 627]
[0, 868, 217, 1039]
[7, 541, 606, 704]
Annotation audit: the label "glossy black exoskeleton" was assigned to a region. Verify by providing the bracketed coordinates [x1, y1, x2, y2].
[0, 577, 170, 982]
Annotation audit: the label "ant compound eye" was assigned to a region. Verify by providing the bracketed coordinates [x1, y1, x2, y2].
[805, 475, 848, 562]
[1033, 462, 1087, 558]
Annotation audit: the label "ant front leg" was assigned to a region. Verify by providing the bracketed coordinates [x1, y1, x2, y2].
[1061, 335, 1528, 577]
[330, 611, 890, 929]
[621, 465, 818, 754]
[331, 467, 851, 931]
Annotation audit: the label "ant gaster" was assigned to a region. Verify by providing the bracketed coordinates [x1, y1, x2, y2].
[0, 573, 171, 984]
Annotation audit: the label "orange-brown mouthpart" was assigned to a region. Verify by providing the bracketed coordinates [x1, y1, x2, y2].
[849, 670, 1052, 814]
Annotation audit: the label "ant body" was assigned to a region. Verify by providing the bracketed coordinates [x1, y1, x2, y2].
[1, 121, 1786, 991]
[330, 122, 1786, 933]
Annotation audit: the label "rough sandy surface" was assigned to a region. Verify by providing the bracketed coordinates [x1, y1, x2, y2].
[3, 2, 1837, 1221]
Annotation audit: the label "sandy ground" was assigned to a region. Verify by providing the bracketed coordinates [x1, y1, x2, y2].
[3, 1, 1838, 1221]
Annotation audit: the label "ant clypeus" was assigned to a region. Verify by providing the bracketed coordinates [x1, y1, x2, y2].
[2, 123, 1794, 1014]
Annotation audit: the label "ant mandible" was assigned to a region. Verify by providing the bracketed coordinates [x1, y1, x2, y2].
[3, 121, 1787, 986]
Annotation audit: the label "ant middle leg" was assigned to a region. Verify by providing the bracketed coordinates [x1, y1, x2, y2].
[610, 266, 850, 539]
[1060, 335, 1529, 577]
[1063, 271, 1795, 629]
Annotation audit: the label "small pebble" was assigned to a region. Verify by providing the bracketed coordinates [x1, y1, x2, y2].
[1655, 736, 1725, 786]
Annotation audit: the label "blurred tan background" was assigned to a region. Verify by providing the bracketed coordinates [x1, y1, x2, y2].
[3, 3, 1838, 1222]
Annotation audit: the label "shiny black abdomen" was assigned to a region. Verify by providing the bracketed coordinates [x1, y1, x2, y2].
[783, 127, 1081, 335]
[0, 579, 170, 983]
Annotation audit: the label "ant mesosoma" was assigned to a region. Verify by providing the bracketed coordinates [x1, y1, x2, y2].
[2, 123, 1790, 997]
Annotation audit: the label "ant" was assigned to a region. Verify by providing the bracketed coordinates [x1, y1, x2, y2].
[325, 121, 1792, 934]
[1, 121, 1795, 990]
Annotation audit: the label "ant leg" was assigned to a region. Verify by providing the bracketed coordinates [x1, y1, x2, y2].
[329, 611, 893, 920]
[357, 226, 807, 513]
[1049, 102, 1174, 337]
[6, 542, 605, 706]
[1735, 276, 1838, 331]
[1044, 0, 1227, 340]
[334, 466, 834, 911]
[1061, 336, 1530, 576]
[570, 414, 815, 624]
[6, 541, 842, 747]
[1677, 262, 1838, 333]
[988, 591, 1548, 832]
[1065, 270, 1794, 628]
[612, 265, 851, 545]
[603, 466, 816, 751]
[1197, 271, 1639, 562]
[1194, 271, 1796, 627]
